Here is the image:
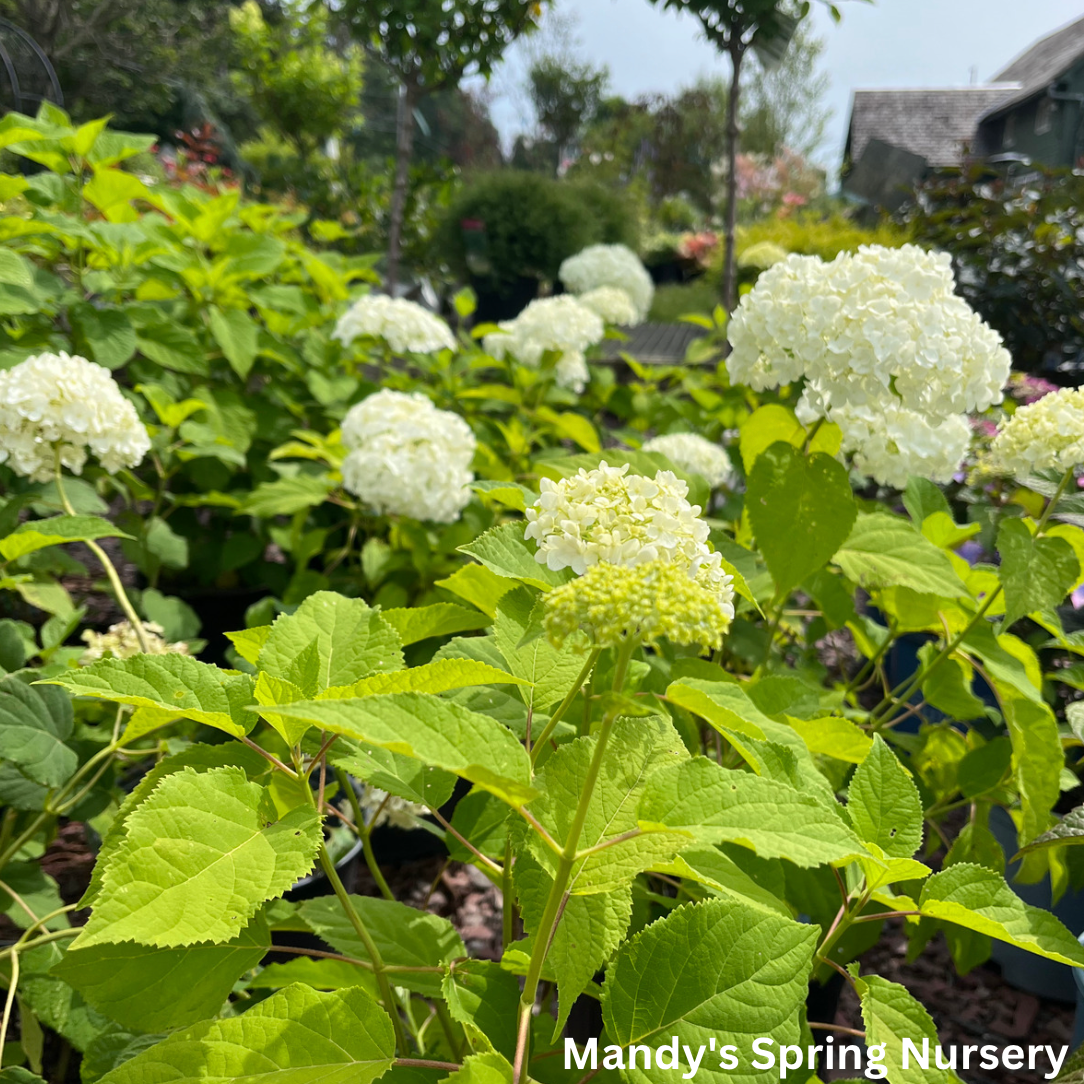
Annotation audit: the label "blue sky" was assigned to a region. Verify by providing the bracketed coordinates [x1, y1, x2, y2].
[487, 0, 1084, 169]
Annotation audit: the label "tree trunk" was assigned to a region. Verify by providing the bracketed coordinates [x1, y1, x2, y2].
[385, 80, 418, 296]
[721, 42, 745, 316]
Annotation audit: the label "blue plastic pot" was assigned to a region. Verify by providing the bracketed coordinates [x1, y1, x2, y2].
[990, 807, 1084, 1004]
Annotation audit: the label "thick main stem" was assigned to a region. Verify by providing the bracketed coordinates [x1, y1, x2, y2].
[529, 648, 601, 766]
[385, 80, 418, 296]
[512, 641, 636, 1084]
[54, 456, 150, 653]
[318, 842, 409, 1053]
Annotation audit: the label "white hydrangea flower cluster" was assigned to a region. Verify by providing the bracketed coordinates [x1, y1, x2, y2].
[525, 460, 733, 611]
[831, 403, 972, 490]
[989, 387, 1084, 480]
[333, 294, 456, 355]
[483, 296, 604, 394]
[559, 244, 654, 324]
[642, 433, 735, 489]
[527, 462, 735, 650]
[80, 621, 188, 665]
[0, 352, 150, 482]
[726, 245, 1011, 485]
[340, 389, 476, 523]
[578, 286, 640, 326]
[358, 786, 425, 830]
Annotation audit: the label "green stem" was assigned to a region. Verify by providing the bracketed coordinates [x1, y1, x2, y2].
[434, 1000, 464, 1061]
[0, 947, 17, 1070]
[530, 648, 601, 766]
[0, 928, 78, 962]
[54, 454, 150, 653]
[502, 838, 515, 950]
[318, 842, 409, 1054]
[336, 768, 394, 902]
[870, 466, 1076, 725]
[511, 639, 636, 1084]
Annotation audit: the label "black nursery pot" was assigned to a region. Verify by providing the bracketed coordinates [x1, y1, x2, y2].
[471, 275, 539, 323]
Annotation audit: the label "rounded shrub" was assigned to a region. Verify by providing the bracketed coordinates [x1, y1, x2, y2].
[438, 172, 625, 297]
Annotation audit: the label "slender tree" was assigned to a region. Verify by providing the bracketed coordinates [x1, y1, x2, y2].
[643, 0, 867, 312]
[334, 0, 548, 293]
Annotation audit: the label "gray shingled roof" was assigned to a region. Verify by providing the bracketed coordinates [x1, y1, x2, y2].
[847, 86, 1019, 167]
[982, 14, 1084, 119]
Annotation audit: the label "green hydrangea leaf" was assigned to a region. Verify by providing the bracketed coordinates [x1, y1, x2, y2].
[846, 735, 923, 859]
[458, 523, 573, 592]
[652, 848, 791, 917]
[0, 515, 132, 560]
[324, 739, 456, 809]
[639, 757, 866, 867]
[834, 513, 968, 598]
[301, 895, 464, 998]
[253, 693, 536, 807]
[94, 984, 395, 1084]
[919, 862, 1084, 966]
[526, 716, 692, 893]
[998, 517, 1080, 626]
[40, 655, 256, 738]
[79, 741, 270, 909]
[601, 898, 818, 1084]
[246, 956, 378, 996]
[857, 974, 949, 1084]
[53, 914, 271, 1032]
[257, 591, 403, 688]
[1003, 692, 1063, 877]
[319, 658, 527, 699]
[253, 672, 310, 746]
[74, 766, 320, 948]
[746, 443, 856, 597]
[437, 1053, 513, 1084]
[513, 854, 632, 1035]
[225, 625, 271, 665]
[1016, 805, 1084, 857]
[380, 603, 491, 645]
[493, 586, 588, 713]
[0, 675, 76, 787]
[441, 959, 520, 1060]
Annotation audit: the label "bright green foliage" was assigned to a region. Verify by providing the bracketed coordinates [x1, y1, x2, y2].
[494, 587, 587, 712]
[746, 443, 856, 596]
[442, 961, 521, 1060]
[326, 740, 457, 809]
[257, 592, 404, 691]
[997, 518, 1080, 626]
[846, 736, 923, 859]
[259, 694, 536, 806]
[323, 659, 526, 699]
[42, 656, 256, 738]
[94, 984, 395, 1084]
[602, 899, 818, 1084]
[460, 525, 573, 592]
[920, 863, 1084, 965]
[834, 514, 968, 598]
[1017, 805, 1084, 856]
[639, 758, 865, 866]
[301, 896, 464, 998]
[513, 856, 632, 1034]
[857, 975, 949, 1084]
[54, 917, 271, 1032]
[75, 767, 321, 948]
[526, 717, 692, 893]
[381, 604, 492, 645]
